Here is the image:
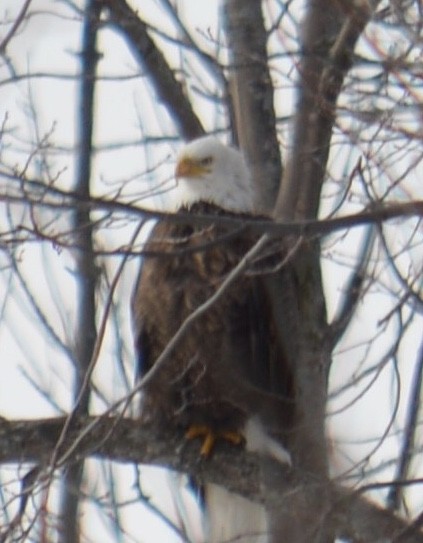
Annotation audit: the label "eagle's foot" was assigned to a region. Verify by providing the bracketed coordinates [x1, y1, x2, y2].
[185, 424, 244, 457]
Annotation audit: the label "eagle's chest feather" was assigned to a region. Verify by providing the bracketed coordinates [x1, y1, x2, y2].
[132, 206, 257, 431]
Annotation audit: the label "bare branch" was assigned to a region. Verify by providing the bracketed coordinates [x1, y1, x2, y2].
[100, 0, 205, 140]
[59, 2, 102, 540]
[328, 226, 376, 346]
[0, 0, 33, 54]
[387, 339, 423, 511]
[1, 416, 423, 542]
[275, 0, 379, 221]
[2, 170, 422, 239]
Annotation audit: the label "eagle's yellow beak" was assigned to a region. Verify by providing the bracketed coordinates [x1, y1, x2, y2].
[175, 157, 209, 179]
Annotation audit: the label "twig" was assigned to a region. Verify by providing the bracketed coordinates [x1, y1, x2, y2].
[0, 0, 33, 54]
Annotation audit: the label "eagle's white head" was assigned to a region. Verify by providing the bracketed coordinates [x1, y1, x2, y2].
[172, 135, 255, 213]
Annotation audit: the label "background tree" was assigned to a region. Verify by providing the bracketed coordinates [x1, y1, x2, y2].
[0, 0, 422, 542]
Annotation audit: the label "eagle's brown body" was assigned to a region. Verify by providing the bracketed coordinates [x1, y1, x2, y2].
[132, 202, 293, 441]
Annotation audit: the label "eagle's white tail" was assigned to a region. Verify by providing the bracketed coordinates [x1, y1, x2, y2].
[205, 417, 291, 543]
[205, 484, 268, 543]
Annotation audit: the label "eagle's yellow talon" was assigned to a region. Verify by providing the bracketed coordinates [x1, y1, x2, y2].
[220, 430, 244, 446]
[185, 424, 210, 440]
[200, 432, 216, 457]
[185, 424, 243, 457]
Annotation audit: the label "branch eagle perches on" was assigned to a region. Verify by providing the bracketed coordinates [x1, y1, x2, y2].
[1, 415, 423, 543]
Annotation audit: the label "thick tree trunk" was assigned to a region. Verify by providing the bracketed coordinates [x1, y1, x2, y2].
[224, 0, 282, 214]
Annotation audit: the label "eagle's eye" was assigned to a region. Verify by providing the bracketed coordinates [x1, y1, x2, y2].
[200, 156, 213, 167]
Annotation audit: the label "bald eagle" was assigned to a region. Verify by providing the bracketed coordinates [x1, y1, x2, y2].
[132, 136, 293, 542]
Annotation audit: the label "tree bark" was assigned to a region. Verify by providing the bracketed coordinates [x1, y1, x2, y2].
[224, 0, 282, 213]
[58, 2, 101, 542]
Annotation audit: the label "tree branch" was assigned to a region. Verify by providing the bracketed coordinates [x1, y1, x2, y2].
[1, 415, 423, 542]
[2, 170, 422, 239]
[387, 339, 423, 511]
[0, 0, 33, 54]
[60, 2, 102, 540]
[328, 226, 376, 346]
[100, 0, 204, 140]
[275, 0, 379, 221]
